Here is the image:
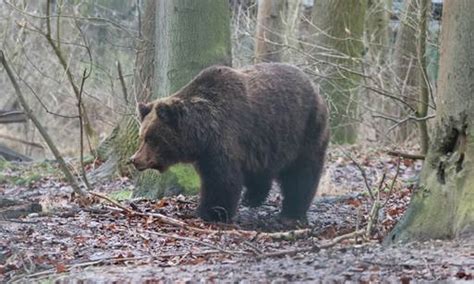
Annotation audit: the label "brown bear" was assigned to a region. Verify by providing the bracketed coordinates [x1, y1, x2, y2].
[130, 63, 329, 223]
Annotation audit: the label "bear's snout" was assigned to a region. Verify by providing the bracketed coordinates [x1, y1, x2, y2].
[129, 152, 146, 171]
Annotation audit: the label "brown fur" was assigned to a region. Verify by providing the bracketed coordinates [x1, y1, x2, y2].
[131, 63, 329, 222]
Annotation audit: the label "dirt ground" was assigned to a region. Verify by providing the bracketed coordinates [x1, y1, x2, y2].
[1, 146, 473, 283]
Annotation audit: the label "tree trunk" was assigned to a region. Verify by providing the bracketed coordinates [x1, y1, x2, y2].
[134, 0, 156, 103]
[254, 0, 301, 63]
[154, 0, 231, 96]
[364, 0, 393, 142]
[365, 0, 391, 65]
[387, 0, 474, 243]
[416, 0, 430, 155]
[94, 0, 156, 183]
[134, 0, 232, 199]
[392, 0, 420, 142]
[392, 0, 431, 151]
[311, 0, 367, 144]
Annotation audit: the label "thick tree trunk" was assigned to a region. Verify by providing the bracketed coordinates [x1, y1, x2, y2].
[155, 0, 231, 96]
[387, 0, 474, 243]
[311, 0, 367, 144]
[254, 0, 301, 63]
[134, 0, 232, 199]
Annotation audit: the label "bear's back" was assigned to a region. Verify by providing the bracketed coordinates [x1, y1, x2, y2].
[235, 63, 324, 173]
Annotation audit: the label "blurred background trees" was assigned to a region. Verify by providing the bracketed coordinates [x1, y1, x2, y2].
[1, 0, 443, 198]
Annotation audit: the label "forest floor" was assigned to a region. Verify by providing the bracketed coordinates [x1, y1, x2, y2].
[1, 145, 473, 283]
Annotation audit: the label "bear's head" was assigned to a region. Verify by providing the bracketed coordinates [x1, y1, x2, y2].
[130, 98, 194, 172]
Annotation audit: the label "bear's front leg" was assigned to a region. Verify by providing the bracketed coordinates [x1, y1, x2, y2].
[196, 160, 243, 223]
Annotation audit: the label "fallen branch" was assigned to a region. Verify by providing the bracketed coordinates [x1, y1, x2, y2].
[90, 191, 339, 243]
[89, 191, 210, 233]
[11, 256, 150, 282]
[258, 229, 365, 259]
[387, 150, 425, 160]
[89, 191, 134, 213]
[256, 228, 312, 241]
[0, 144, 32, 161]
[0, 110, 27, 123]
[140, 229, 247, 256]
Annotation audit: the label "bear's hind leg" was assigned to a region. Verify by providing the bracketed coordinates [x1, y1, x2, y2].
[242, 174, 272, 207]
[278, 154, 324, 220]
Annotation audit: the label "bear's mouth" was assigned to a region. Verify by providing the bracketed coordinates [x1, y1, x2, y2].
[133, 164, 148, 171]
[155, 164, 169, 173]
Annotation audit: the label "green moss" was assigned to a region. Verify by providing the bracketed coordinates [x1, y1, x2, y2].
[169, 164, 201, 195]
[14, 173, 42, 186]
[108, 190, 133, 201]
[133, 164, 201, 199]
[0, 157, 9, 171]
[0, 172, 42, 186]
[0, 160, 61, 187]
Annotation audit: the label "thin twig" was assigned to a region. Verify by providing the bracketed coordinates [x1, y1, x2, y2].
[383, 156, 402, 207]
[117, 60, 128, 104]
[78, 68, 92, 190]
[342, 150, 375, 200]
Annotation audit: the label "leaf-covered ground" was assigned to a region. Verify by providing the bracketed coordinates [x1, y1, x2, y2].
[1, 146, 473, 282]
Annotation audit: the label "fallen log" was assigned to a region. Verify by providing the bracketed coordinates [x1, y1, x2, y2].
[0, 110, 27, 124]
[0, 143, 32, 161]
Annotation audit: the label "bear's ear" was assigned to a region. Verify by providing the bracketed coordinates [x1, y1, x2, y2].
[138, 102, 152, 121]
[156, 102, 184, 126]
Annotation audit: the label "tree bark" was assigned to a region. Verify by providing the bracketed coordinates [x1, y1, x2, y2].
[134, 0, 156, 103]
[365, 0, 391, 65]
[254, 0, 301, 63]
[416, 0, 430, 155]
[392, 0, 432, 151]
[94, 0, 156, 182]
[311, 0, 367, 144]
[387, 0, 474, 243]
[392, 0, 421, 142]
[134, 0, 232, 199]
